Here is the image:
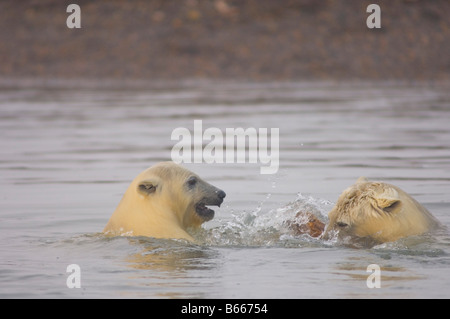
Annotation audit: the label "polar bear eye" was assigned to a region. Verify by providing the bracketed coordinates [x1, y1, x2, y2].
[187, 176, 197, 188]
[336, 222, 349, 228]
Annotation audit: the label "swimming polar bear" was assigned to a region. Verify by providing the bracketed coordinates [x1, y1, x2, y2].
[321, 177, 440, 246]
[103, 162, 226, 242]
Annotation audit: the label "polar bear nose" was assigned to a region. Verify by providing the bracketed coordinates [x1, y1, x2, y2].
[216, 190, 226, 199]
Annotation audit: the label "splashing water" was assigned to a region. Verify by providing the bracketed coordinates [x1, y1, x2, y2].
[194, 194, 334, 247]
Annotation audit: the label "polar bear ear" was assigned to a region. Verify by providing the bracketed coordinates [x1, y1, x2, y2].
[373, 187, 401, 212]
[356, 176, 369, 183]
[138, 180, 158, 195]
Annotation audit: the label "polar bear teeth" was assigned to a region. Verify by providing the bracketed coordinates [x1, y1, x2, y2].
[195, 203, 215, 220]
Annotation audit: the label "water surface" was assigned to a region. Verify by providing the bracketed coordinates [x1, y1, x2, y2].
[0, 81, 449, 298]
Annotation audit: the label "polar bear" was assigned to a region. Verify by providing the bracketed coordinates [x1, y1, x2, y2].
[321, 177, 440, 246]
[103, 162, 226, 241]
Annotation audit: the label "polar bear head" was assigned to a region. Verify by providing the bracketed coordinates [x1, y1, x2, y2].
[103, 162, 226, 240]
[322, 177, 438, 246]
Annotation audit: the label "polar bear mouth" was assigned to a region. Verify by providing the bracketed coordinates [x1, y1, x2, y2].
[195, 202, 217, 221]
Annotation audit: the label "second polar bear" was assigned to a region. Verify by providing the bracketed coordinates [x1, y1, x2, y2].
[321, 177, 440, 246]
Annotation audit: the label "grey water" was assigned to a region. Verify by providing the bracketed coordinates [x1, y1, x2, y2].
[0, 81, 449, 298]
